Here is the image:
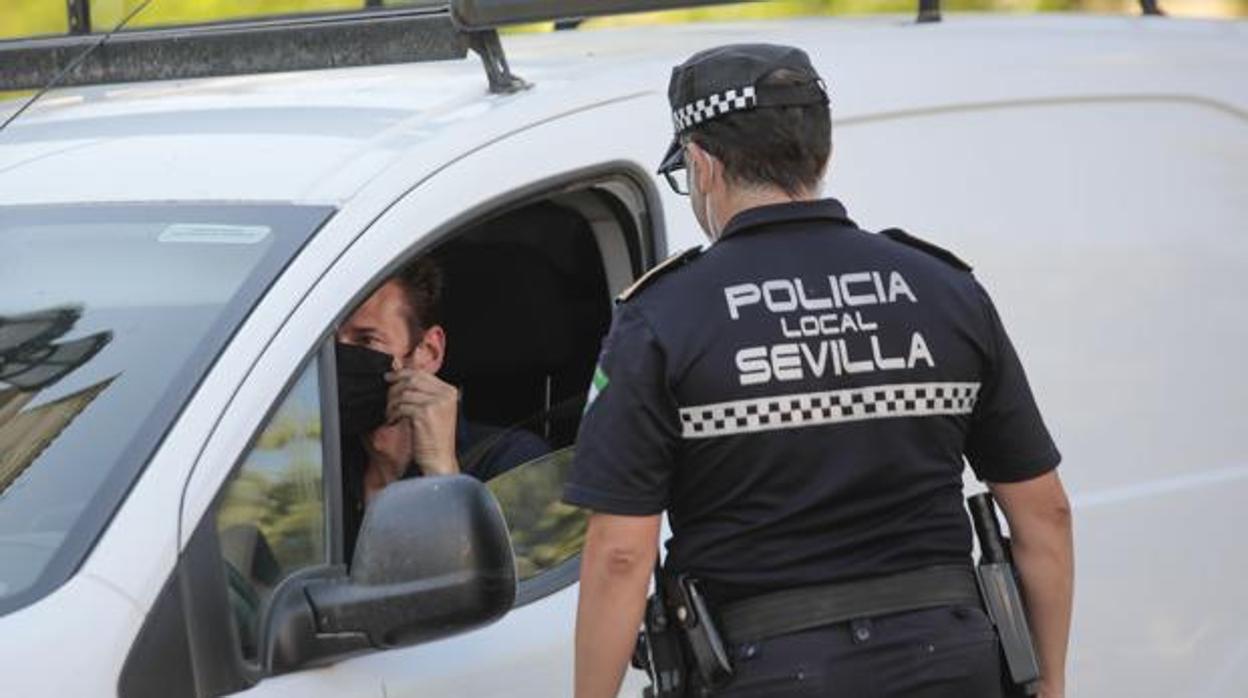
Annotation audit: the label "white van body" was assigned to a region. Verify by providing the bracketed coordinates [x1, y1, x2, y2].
[0, 14, 1245, 697]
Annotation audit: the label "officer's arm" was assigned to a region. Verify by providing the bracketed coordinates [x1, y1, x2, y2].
[989, 470, 1074, 698]
[575, 512, 661, 698]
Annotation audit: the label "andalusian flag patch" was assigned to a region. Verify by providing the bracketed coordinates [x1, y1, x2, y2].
[585, 364, 609, 413]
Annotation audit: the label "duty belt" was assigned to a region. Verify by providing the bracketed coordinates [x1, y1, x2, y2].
[718, 564, 981, 646]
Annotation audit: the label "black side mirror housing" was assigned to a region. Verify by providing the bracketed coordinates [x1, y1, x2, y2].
[266, 475, 516, 671]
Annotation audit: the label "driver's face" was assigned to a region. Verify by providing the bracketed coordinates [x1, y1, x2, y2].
[336, 280, 416, 372]
[336, 280, 420, 468]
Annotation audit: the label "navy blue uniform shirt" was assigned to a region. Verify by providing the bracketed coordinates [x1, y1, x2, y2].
[564, 198, 1060, 603]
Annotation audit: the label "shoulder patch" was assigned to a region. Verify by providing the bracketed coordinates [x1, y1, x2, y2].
[616, 246, 703, 304]
[879, 228, 972, 272]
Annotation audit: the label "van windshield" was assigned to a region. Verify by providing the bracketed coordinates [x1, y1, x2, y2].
[0, 203, 333, 615]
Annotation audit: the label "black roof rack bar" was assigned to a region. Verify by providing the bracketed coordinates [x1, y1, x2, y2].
[450, 0, 756, 30]
[916, 0, 941, 23]
[0, 7, 466, 92]
[67, 0, 92, 35]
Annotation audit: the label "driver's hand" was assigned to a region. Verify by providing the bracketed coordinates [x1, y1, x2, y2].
[385, 369, 460, 477]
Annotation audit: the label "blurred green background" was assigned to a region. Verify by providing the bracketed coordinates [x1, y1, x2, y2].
[2, 0, 1244, 40]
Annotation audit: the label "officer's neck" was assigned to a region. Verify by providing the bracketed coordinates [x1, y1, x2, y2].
[711, 185, 819, 239]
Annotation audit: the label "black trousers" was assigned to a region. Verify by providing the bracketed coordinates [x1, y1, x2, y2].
[708, 605, 1003, 698]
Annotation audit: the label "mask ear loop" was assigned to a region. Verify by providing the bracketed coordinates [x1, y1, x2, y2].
[687, 142, 712, 238]
[701, 155, 723, 240]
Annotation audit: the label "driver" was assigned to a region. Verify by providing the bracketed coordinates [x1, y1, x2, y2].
[336, 256, 548, 555]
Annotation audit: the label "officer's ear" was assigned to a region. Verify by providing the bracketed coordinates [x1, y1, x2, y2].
[686, 140, 721, 194]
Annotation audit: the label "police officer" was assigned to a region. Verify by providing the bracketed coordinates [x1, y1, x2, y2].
[565, 44, 1073, 698]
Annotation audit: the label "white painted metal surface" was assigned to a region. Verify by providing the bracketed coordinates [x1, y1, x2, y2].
[834, 97, 1248, 696]
[2, 16, 1243, 208]
[0, 12, 1244, 698]
[0, 573, 141, 695]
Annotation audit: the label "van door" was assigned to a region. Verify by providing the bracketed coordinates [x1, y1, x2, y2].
[324, 97, 671, 698]
[168, 94, 679, 697]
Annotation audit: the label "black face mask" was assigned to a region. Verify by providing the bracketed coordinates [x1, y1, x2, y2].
[335, 342, 393, 436]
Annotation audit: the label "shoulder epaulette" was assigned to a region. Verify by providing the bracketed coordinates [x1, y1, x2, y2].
[616, 246, 703, 304]
[879, 228, 972, 272]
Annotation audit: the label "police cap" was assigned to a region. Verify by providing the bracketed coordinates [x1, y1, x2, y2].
[657, 43, 829, 175]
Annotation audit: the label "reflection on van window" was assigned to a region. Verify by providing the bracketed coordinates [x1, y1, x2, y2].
[217, 361, 326, 661]
[1, 306, 112, 501]
[487, 447, 588, 581]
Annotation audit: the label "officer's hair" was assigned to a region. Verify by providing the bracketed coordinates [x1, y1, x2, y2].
[393, 256, 444, 338]
[686, 68, 831, 196]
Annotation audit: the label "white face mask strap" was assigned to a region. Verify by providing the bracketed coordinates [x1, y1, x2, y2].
[698, 156, 723, 240]
[705, 190, 721, 240]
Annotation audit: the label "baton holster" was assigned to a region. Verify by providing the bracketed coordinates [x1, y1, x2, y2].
[668, 573, 734, 690]
[968, 493, 1042, 697]
[632, 565, 689, 698]
[633, 568, 734, 697]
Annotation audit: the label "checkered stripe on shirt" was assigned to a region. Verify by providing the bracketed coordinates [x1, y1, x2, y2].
[679, 382, 982, 439]
[672, 86, 758, 132]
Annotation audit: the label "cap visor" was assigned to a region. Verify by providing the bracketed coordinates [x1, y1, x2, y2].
[656, 137, 684, 174]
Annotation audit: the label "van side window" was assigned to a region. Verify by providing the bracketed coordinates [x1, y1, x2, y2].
[215, 360, 327, 661]
[487, 448, 587, 582]
[432, 196, 628, 603]
[332, 186, 643, 606]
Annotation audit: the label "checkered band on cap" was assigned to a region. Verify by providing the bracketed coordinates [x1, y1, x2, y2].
[679, 382, 981, 439]
[672, 85, 758, 133]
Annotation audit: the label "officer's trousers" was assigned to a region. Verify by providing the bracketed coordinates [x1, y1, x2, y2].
[709, 605, 1003, 698]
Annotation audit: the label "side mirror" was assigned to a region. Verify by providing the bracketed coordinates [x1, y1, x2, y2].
[266, 475, 516, 672]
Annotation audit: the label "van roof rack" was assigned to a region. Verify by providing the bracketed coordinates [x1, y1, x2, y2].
[0, 1, 764, 96]
[0, 6, 466, 93]
[0, 0, 1166, 97]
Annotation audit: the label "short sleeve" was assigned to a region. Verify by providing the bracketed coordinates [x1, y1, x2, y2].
[965, 281, 1062, 483]
[563, 303, 681, 515]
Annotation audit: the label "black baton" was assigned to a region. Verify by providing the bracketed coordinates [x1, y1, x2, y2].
[968, 493, 1042, 697]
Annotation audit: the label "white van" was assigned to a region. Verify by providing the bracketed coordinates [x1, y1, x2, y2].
[0, 2, 1245, 696]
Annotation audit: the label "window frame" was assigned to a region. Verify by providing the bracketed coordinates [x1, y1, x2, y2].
[320, 165, 661, 609]
[178, 338, 347, 693]
[460, 171, 659, 607]
[515, 553, 582, 607]
[318, 340, 347, 566]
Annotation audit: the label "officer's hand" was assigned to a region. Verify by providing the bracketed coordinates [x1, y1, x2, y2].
[386, 369, 460, 477]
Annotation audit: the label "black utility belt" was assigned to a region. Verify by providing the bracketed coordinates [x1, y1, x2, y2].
[638, 496, 1042, 697]
[717, 564, 981, 646]
[634, 564, 984, 696]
